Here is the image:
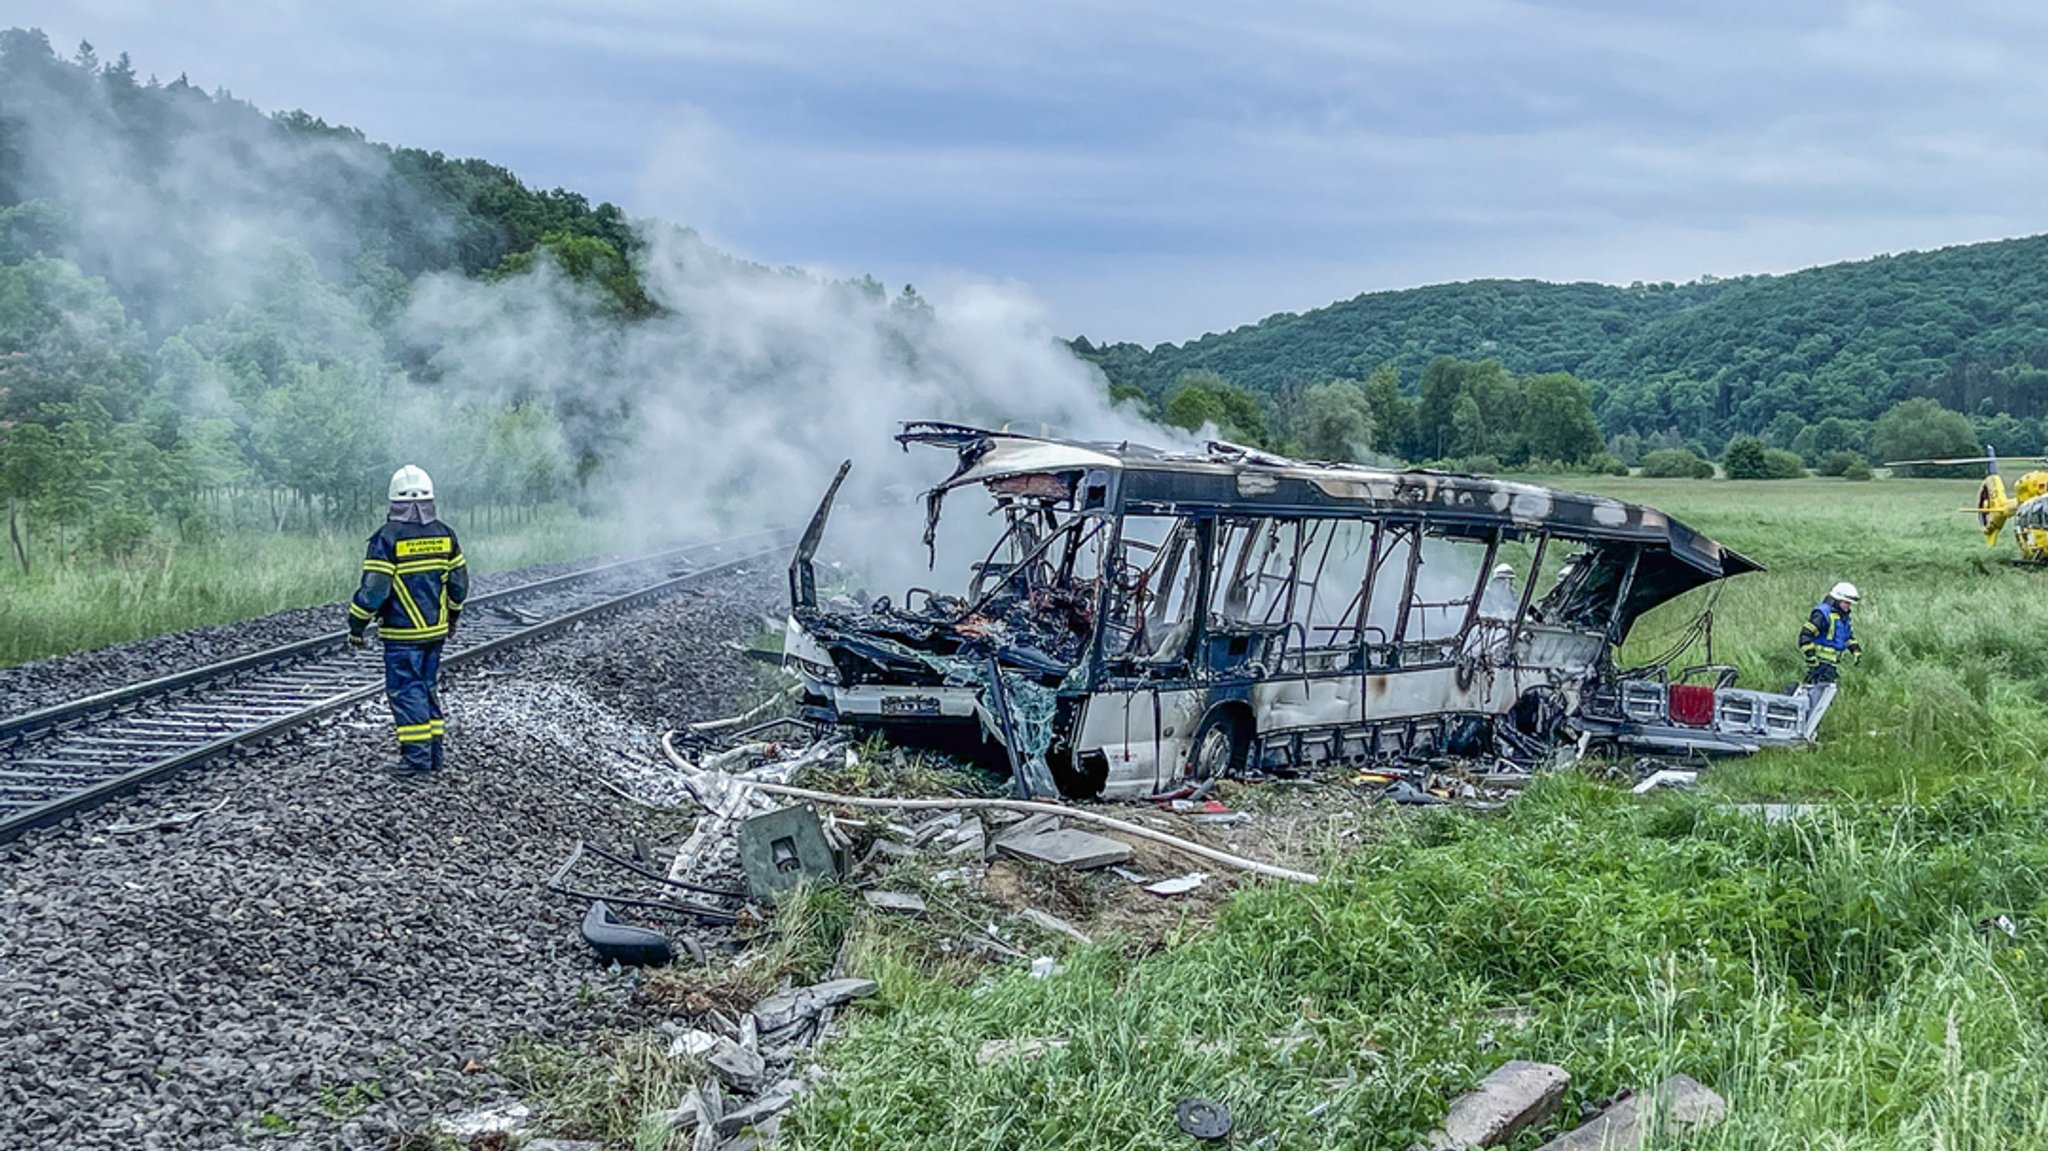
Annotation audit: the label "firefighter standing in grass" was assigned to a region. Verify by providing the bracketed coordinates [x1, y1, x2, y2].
[1798, 581, 1862, 685]
[349, 465, 467, 777]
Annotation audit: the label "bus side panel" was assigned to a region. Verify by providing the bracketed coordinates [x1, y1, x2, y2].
[1250, 675, 1364, 734]
[1071, 687, 1208, 798]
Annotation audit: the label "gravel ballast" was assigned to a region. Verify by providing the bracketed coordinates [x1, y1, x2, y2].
[0, 565, 785, 1150]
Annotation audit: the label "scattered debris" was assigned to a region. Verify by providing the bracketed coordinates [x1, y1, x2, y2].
[995, 823, 1133, 870]
[1631, 769, 1699, 794]
[658, 732, 1321, 884]
[1978, 914, 2019, 939]
[668, 1028, 724, 1059]
[1028, 956, 1061, 979]
[736, 805, 840, 900]
[102, 797, 231, 835]
[750, 978, 879, 1033]
[580, 900, 673, 967]
[861, 890, 929, 916]
[1534, 1074, 1726, 1151]
[1018, 907, 1093, 945]
[1424, 1060, 1571, 1150]
[1724, 802, 1821, 823]
[1143, 872, 1207, 897]
[707, 1037, 767, 1091]
[432, 1100, 532, 1140]
[1175, 1097, 1234, 1141]
[976, 1037, 1070, 1065]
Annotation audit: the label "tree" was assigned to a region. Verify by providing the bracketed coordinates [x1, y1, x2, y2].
[1288, 379, 1375, 462]
[1519, 373, 1604, 465]
[1162, 370, 1269, 447]
[1641, 448, 1715, 478]
[1361, 366, 1417, 460]
[1873, 398, 1976, 474]
[493, 232, 653, 319]
[1722, 437, 1771, 479]
[0, 258, 150, 423]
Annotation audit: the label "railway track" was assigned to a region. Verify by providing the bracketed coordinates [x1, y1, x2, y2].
[0, 529, 793, 844]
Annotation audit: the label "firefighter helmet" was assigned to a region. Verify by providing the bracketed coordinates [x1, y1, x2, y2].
[388, 465, 435, 501]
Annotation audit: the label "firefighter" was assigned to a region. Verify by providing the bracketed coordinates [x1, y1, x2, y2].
[1798, 581, 1861, 684]
[348, 465, 467, 777]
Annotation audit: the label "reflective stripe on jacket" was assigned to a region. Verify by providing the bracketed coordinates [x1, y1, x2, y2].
[349, 520, 468, 643]
[1798, 602, 1852, 664]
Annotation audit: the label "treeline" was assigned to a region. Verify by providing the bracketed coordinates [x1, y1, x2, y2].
[1084, 234, 2048, 463]
[0, 30, 648, 571]
[1131, 357, 1615, 472]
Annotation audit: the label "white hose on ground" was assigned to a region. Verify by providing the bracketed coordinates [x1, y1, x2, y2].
[686, 684, 801, 732]
[660, 730, 1320, 885]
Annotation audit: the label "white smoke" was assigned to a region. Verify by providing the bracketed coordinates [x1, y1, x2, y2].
[404, 222, 1165, 597]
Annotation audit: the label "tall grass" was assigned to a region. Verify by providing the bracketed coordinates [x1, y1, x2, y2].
[0, 506, 650, 666]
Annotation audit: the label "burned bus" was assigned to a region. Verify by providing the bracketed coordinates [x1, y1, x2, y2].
[784, 423, 1833, 799]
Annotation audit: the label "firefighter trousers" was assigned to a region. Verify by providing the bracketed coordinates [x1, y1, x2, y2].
[383, 640, 445, 772]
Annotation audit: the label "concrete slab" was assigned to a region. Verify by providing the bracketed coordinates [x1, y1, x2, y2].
[996, 827, 1133, 870]
[750, 978, 879, 1033]
[1534, 1074, 1726, 1151]
[1019, 908, 1093, 945]
[862, 890, 929, 916]
[1425, 1060, 1570, 1149]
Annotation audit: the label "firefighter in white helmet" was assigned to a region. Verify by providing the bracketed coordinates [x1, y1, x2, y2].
[347, 465, 467, 777]
[1798, 581, 1862, 685]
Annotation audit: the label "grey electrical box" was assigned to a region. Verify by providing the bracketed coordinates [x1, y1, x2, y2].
[737, 805, 839, 901]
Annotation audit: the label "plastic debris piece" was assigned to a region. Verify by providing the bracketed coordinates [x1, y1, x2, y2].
[1631, 769, 1699, 794]
[580, 901, 673, 966]
[1144, 872, 1208, 897]
[1176, 1097, 1233, 1141]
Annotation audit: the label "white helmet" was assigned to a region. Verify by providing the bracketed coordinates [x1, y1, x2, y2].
[388, 464, 434, 501]
[1829, 581, 1860, 604]
[1492, 563, 1515, 580]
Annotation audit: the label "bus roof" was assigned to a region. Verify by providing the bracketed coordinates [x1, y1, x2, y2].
[896, 421, 1762, 616]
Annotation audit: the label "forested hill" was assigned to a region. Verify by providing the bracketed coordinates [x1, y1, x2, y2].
[1082, 234, 2048, 451]
[1081, 277, 1722, 396]
[0, 27, 638, 340]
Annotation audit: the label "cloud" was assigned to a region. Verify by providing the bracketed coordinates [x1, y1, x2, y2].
[15, 0, 2048, 342]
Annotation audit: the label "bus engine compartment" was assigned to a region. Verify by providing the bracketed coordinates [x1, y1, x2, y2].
[784, 422, 1834, 800]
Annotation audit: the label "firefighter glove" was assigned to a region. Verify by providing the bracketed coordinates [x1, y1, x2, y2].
[348, 629, 368, 650]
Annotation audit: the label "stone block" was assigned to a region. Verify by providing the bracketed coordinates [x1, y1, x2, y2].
[1425, 1060, 1570, 1149]
[750, 978, 879, 1033]
[995, 827, 1132, 870]
[1534, 1074, 1726, 1151]
[862, 890, 929, 916]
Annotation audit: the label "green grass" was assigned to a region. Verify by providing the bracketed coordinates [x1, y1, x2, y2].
[0, 506, 657, 667]
[768, 475, 2048, 1150]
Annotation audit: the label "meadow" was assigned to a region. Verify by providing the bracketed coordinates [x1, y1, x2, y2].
[762, 477, 2048, 1150]
[0, 507, 652, 667]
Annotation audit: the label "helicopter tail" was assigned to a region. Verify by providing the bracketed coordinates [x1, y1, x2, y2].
[1979, 449, 2016, 546]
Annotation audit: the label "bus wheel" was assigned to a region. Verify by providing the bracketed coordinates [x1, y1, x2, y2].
[1189, 708, 1251, 780]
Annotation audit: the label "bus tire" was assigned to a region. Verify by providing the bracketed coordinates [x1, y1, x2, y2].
[1189, 707, 1251, 780]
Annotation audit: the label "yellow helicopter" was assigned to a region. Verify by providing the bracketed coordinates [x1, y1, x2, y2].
[1887, 448, 2048, 562]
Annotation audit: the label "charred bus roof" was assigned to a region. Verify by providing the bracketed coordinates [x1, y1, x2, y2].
[897, 421, 1761, 635]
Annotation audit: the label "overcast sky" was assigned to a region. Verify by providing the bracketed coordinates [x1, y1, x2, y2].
[14, 1, 2048, 344]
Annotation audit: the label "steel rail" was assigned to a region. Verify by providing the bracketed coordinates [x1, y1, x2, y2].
[0, 529, 791, 843]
